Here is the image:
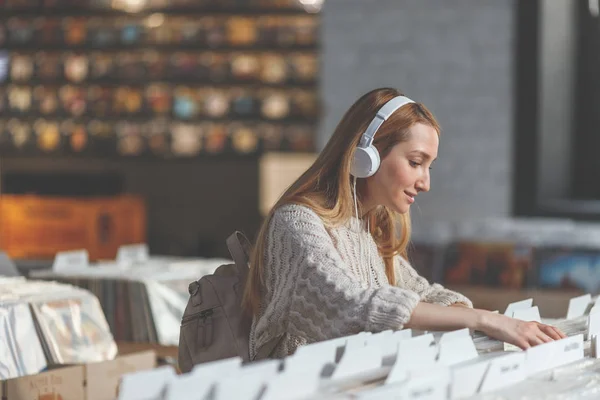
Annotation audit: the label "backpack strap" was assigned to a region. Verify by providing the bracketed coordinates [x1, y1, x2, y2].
[226, 231, 251, 268]
[253, 334, 285, 361]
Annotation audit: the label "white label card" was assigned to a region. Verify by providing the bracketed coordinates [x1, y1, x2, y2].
[479, 352, 526, 393]
[118, 365, 176, 400]
[512, 306, 541, 323]
[117, 243, 150, 265]
[567, 294, 592, 320]
[53, 249, 89, 272]
[504, 298, 533, 316]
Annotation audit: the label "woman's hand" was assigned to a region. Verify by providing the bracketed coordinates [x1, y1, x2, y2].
[476, 311, 567, 350]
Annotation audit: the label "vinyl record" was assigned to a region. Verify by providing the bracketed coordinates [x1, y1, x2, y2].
[146, 84, 171, 114]
[120, 19, 143, 45]
[10, 54, 34, 82]
[59, 85, 86, 116]
[34, 119, 61, 152]
[36, 52, 62, 81]
[116, 122, 144, 156]
[8, 85, 31, 113]
[172, 86, 198, 119]
[201, 89, 229, 118]
[260, 90, 290, 120]
[89, 18, 118, 47]
[259, 123, 284, 151]
[170, 52, 197, 79]
[227, 17, 257, 46]
[143, 51, 168, 80]
[33, 86, 59, 115]
[7, 118, 31, 149]
[88, 85, 112, 117]
[63, 17, 88, 46]
[0, 51, 9, 83]
[62, 120, 88, 153]
[145, 118, 169, 155]
[231, 53, 260, 81]
[64, 54, 89, 83]
[260, 54, 288, 84]
[0, 21, 6, 47]
[90, 53, 115, 80]
[36, 18, 63, 46]
[285, 125, 314, 152]
[230, 88, 257, 117]
[203, 18, 227, 48]
[7, 18, 34, 45]
[171, 123, 201, 156]
[230, 123, 258, 154]
[291, 53, 317, 81]
[118, 52, 144, 81]
[204, 123, 228, 154]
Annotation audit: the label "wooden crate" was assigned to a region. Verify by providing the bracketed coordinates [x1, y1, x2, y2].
[0, 195, 146, 260]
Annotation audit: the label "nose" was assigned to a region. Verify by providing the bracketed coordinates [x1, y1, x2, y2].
[415, 170, 431, 193]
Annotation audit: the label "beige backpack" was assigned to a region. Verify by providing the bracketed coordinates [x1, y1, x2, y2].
[178, 231, 280, 373]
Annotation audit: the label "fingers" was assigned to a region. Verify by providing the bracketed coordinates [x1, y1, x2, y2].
[541, 324, 566, 340]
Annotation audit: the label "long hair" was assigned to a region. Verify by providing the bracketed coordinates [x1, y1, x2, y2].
[243, 87, 441, 315]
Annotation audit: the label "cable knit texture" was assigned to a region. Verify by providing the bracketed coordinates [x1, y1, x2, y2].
[249, 204, 472, 360]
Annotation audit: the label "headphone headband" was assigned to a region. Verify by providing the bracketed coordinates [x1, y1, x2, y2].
[359, 95, 415, 148]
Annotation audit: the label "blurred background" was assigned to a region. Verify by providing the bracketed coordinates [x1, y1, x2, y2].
[2, 0, 600, 302]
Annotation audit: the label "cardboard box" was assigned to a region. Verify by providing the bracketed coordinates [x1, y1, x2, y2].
[1, 365, 85, 400]
[0, 351, 156, 400]
[86, 351, 156, 400]
[117, 342, 178, 366]
[259, 152, 318, 216]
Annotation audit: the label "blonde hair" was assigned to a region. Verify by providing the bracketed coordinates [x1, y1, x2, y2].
[243, 88, 441, 315]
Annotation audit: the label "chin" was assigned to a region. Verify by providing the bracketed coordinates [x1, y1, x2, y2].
[392, 203, 410, 215]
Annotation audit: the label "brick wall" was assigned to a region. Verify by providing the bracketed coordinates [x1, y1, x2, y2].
[320, 0, 515, 226]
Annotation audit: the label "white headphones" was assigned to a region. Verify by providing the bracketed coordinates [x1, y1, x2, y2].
[350, 95, 415, 178]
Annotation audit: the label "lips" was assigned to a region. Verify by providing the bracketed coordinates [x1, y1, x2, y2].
[404, 191, 416, 204]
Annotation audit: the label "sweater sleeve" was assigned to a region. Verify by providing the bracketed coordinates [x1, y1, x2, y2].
[394, 255, 473, 308]
[271, 206, 420, 343]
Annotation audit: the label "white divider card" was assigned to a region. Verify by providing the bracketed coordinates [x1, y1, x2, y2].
[525, 334, 584, 376]
[117, 243, 150, 265]
[213, 359, 281, 400]
[345, 332, 371, 352]
[331, 344, 382, 380]
[479, 352, 526, 394]
[450, 359, 490, 399]
[164, 372, 216, 400]
[437, 333, 478, 366]
[364, 330, 392, 348]
[512, 306, 541, 323]
[438, 328, 470, 344]
[118, 365, 177, 400]
[594, 295, 600, 309]
[292, 335, 349, 368]
[0, 252, 18, 277]
[191, 356, 242, 378]
[356, 366, 450, 400]
[394, 328, 413, 340]
[164, 356, 243, 399]
[53, 249, 89, 272]
[385, 334, 437, 385]
[588, 308, 600, 340]
[593, 335, 600, 358]
[504, 298, 533, 316]
[260, 368, 321, 400]
[567, 294, 592, 320]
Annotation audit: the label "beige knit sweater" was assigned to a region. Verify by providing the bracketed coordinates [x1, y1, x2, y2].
[249, 204, 472, 360]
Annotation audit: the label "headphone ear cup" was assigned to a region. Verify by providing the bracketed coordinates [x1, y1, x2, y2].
[351, 145, 380, 178]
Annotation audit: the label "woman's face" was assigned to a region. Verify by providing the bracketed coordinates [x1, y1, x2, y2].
[365, 122, 439, 214]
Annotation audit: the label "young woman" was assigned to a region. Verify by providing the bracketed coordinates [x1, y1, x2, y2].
[244, 87, 566, 360]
